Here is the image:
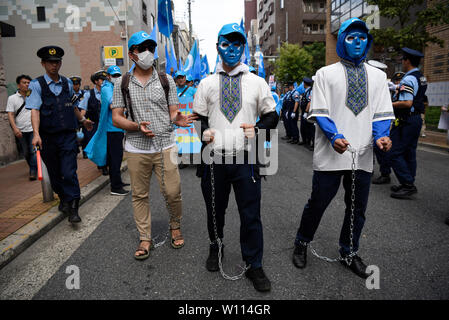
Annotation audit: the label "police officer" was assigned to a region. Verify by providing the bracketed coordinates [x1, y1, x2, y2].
[281, 81, 298, 142]
[27, 46, 93, 223]
[372, 71, 405, 184]
[80, 70, 108, 174]
[70, 76, 84, 100]
[299, 77, 314, 150]
[389, 48, 427, 199]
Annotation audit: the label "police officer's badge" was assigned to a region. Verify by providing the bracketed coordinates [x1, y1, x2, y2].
[49, 48, 56, 55]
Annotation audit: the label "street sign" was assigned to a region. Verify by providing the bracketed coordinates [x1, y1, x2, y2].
[104, 46, 124, 66]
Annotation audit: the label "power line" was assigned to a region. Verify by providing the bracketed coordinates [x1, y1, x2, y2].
[107, 0, 122, 24]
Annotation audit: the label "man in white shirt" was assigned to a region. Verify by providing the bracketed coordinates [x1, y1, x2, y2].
[193, 23, 278, 292]
[7, 74, 37, 180]
[291, 18, 394, 279]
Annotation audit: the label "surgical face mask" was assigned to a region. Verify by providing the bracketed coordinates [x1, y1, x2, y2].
[217, 36, 244, 67]
[110, 77, 117, 85]
[344, 29, 368, 59]
[134, 50, 154, 70]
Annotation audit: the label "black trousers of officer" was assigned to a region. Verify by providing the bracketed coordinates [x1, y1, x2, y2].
[107, 132, 125, 190]
[200, 160, 263, 269]
[287, 112, 299, 140]
[389, 114, 422, 185]
[82, 122, 98, 150]
[281, 108, 291, 138]
[300, 114, 315, 144]
[40, 131, 81, 203]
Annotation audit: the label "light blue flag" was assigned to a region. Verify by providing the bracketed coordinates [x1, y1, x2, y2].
[183, 40, 201, 80]
[169, 39, 178, 74]
[178, 57, 183, 71]
[149, 25, 158, 59]
[165, 43, 171, 74]
[158, 0, 173, 38]
[240, 18, 250, 65]
[201, 55, 210, 79]
[213, 54, 220, 73]
[258, 51, 265, 78]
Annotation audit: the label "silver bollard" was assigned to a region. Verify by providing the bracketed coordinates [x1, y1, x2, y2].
[40, 159, 54, 202]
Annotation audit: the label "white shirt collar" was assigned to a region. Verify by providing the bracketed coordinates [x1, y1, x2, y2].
[215, 62, 249, 76]
[44, 73, 62, 84]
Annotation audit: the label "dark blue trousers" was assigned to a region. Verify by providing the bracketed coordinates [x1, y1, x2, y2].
[295, 170, 372, 255]
[389, 114, 422, 185]
[201, 163, 263, 268]
[40, 131, 81, 202]
[374, 145, 391, 176]
[300, 115, 315, 144]
[107, 132, 124, 190]
[281, 109, 291, 138]
[18, 132, 37, 175]
[286, 113, 299, 140]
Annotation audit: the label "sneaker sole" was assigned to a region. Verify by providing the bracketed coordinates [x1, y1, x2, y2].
[110, 191, 129, 196]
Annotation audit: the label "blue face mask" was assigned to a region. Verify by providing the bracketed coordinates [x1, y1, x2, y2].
[344, 29, 368, 60]
[217, 36, 244, 67]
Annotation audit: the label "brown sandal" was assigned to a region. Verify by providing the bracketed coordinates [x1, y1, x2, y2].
[134, 240, 152, 260]
[170, 229, 185, 249]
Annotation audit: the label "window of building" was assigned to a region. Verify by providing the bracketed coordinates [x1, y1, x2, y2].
[269, 2, 274, 15]
[37, 6, 46, 22]
[259, 37, 264, 46]
[269, 23, 274, 35]
[142, 1, 147, 25]
[259, 19, 264, 29]
[0, 22, 15, 37]
[264, 12, 268, 22]
[259, 1, 263, 12]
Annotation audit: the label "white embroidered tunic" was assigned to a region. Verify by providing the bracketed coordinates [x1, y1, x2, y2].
[308, 61, 395, 172]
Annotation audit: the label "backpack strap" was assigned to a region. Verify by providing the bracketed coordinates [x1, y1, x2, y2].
[120, 72, 135, 122]
[157, 71, 170, 107]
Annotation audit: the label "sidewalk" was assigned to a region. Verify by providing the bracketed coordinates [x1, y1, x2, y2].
[418, 130, 448, 151]
[0, 152, 127, 269]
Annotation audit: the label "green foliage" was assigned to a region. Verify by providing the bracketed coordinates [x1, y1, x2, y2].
[274, 43, 313, 84]
[367, 0, 449, 51]
[303, 42, 326, 74]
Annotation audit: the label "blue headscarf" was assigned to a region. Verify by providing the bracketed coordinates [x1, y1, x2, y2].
[336, 18, 373, 66]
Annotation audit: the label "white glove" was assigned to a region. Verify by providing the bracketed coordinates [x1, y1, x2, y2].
[290, 112, 296, 119]
[388, 82, 397, 92]
[303, 112, 308, 119]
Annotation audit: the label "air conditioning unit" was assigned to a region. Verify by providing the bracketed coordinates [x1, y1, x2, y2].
[120, 31, 127, 39]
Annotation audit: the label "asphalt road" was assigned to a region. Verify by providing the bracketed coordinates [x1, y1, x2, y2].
[2, 127, 449, 300]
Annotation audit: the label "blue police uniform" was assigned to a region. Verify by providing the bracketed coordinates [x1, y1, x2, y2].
[389, 48, 427, 198]
[79, 87, 101, 150]
[26, 46, 86, 222]
[299, 81, 314, 149]
[282, 89, 299, 141]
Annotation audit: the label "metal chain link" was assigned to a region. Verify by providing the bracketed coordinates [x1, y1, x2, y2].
[309, 145, 370, 265]
[210, 162, 250, 281]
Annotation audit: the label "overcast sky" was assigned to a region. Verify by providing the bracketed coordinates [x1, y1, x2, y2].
[173, 0, 244, 70]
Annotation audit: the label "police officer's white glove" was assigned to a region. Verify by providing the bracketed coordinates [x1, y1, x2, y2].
[388, 82, 397, 92]
[290, 112, 296, 119]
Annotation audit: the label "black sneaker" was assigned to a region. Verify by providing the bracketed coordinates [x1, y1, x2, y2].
[390, 184, 403, 192]
[281, 136, 291, 140]
[102, 167, 109, 176]
[292, 242, 308, 269]
[58, 201, 70, 215]
[206, 244, 224, 272]
[372, 175, 391, 184]
[121, 183, 130, 187]
[390, 184, 417, 199]
[340, 254, 371, 279]
[445, 217, 449, 226]
[245, 267, 271, 292]
[110, 188, 129, 196]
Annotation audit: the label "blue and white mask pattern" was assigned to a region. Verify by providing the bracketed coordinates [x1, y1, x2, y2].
[217, 36, 244, 67]
[344, 29, 368, 60]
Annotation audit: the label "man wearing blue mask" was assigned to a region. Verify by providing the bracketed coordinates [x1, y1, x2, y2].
[193, 23, 278, 292]
[291, 18, 394, 279]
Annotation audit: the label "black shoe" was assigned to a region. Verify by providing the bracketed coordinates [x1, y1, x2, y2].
[110, 188, 129, 196]
[390, 184, 403, 192]
[102, 167, 109, 176]
[83, 151, 88, 159]
[245, 267, 271, 292]
[206, 244, 224, 272]
[307, 145, 314, 151]
[292, 243, 308, 269]
[68, 199, 81, 223]
[281, 136, 291, 140]
[58, 201, 70, 215]
[297, 141, 305, 145]
[340, 254, 371, 279]
[445, 217, 449, 226]
[178, 163, 188, 169]
[121, 183, 130, 187]
[390, 184, 417, 199]
[372, 175, 391, 185]
[288, 139, 299, 144]
[29, 173, 37, 181]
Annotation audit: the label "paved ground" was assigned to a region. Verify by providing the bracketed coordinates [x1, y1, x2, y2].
[1, 127, 447, 300]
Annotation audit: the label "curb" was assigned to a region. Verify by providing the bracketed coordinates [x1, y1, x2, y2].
[0, 162, 127, 270]
[418, 141, 449, 153]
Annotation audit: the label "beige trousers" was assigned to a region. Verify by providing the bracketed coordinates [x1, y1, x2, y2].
[126, 146, 182, 241]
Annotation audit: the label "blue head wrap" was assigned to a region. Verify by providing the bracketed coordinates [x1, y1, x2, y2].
[336, 18, 373, 66]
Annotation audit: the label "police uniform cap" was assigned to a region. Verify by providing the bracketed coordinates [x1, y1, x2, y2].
[401, 47, 424, 59]
[37, 46, 64, 61]
[392, 71, 405, 82]
[91, 70, 108, 83]
[303, 77, 313, 85]
[70, 76, 82, 84]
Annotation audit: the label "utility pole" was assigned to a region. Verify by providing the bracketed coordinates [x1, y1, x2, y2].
[188, 0, 192, 50]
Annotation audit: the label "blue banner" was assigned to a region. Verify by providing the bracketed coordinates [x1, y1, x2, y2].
[201, 55, 210, 79]
[158, 0, 173, 38]
[175, 95, 202, 154]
